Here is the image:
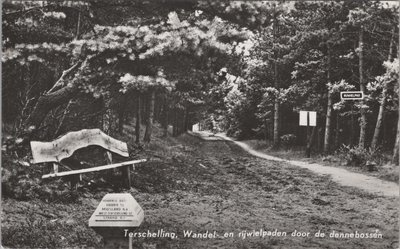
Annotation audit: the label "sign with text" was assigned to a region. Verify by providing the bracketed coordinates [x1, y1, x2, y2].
[340, 91, 364, 100]
[299, 111, 316, 127]
[89, 193, 144, 228]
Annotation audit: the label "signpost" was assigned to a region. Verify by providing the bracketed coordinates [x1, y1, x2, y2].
[339, 91, 364, 149]
[299, 111, 316, 127]
[299, 111, 317, 158]
[340, 91, 364, 100]
[89, 193, 144, 249]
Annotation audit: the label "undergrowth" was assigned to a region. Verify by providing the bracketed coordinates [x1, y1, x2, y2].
[335, 145, 386, 167]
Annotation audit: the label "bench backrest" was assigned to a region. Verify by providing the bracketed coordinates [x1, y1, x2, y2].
[30, 129, 129, 164]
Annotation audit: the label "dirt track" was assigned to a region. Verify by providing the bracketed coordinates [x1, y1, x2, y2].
[2, 134, 398, 249]
[130, 134, 398, 249]
[204, 132, 399, 197]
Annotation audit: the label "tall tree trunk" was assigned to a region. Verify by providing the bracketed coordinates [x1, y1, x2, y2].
[358, 28, 367, 149]
[334, 112, 340, 149]
[162, 97, 169, 137]
[184, 107, 190, 131]
[135, 94, 141, 144]
[371, 27, 395, 150]
[118, 110, 125, 134]
[160, 95, 168, 137]
[393, 114, 400, 165]
[118, 95, 127, 134]
[272, 16, 280, 148]
[273, 97, 280, 148]
[324, 44, 332, 154]
[144, 90, 155, 143]
[393, 28, 400, 164]
[350, 105, 356, 146]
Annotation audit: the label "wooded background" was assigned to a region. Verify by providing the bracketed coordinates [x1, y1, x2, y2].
[2, 0, 399, 163]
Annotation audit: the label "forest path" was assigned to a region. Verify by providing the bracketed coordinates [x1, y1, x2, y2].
[189, 131, 399, 197]
[3, 131, 399, 249]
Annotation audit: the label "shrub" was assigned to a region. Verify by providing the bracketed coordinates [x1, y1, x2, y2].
[280, 134, 297, 149]
[336, 145, 385, 167]
[2, 154, 80, 203]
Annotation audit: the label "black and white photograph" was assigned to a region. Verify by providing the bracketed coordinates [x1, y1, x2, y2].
[1, 0, 399, 248]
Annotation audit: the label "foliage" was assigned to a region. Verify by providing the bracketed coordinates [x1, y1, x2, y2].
[119, 71, 174, 93]
[280, 134, 297, 149]
[336, 144, 385, 167]
[1, 163, 80, 203]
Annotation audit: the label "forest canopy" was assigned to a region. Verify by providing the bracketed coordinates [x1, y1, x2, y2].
[2, 0, 399, 163]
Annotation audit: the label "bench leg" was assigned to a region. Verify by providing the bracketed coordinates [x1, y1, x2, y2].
[67, 174, 81, 190]
[121, 165, 131, 188]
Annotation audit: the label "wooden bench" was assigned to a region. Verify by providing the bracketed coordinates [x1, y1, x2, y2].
[30, 129, 146, 189]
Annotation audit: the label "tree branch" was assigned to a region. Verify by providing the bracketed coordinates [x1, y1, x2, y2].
[47, 61, 82, 93]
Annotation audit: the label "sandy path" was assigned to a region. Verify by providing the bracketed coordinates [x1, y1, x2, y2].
[189, 131, 399, 197]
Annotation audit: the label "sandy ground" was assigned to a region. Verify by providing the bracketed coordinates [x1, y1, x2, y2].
[2, 133, 399, 249]
[194, 132, 398, 198]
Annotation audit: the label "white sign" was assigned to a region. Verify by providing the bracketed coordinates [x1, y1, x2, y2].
[309, 111, 317, 126]
[340, 91, 364, 100]
[299, 111, 308, 126]
[89, 193, 144, 228]
[299, 111, 317, 127]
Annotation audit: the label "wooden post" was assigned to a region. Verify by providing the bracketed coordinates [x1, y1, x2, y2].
[68, 174, 80, 190]
[106, 151, 113, 164]
[53, 163, 59, 173]
[122, 165, 131, 188]
[306, 127, 317, 158]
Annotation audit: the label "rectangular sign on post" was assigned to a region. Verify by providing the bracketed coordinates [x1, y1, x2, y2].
[309, 111, 316, 126]
[299, 111, 316, 127]
[299, 111, 308, 126]
[340, 91, 364, 100]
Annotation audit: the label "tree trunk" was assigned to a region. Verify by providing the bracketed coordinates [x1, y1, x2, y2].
[393, 22, 400, 164]
[371, 89, 387, 150]
[273, 99, 280, 148]
[393, 114, 400, 165]
[144, 90, 155, 143]
[162, 96, 169, 137]
[358, 28, 367, 149]
[334, 112, 340, 149]
[118, 110, 125, 135]
[25, 82, 79, 131]
[22, 59, 88, 141]
[184, 107, 190, 132]
[350, 106, 356, 146]
[135, 94, 141, 144]
[324, 44, 332, 154]
[272, 17, 280, 148]
[371, 27, 395, 150]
